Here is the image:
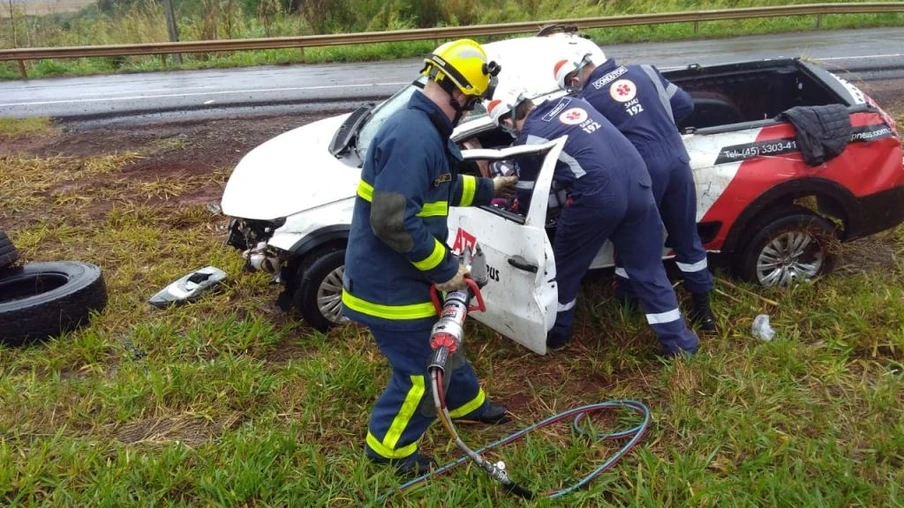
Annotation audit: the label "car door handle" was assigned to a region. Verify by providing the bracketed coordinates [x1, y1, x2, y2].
[508, 256, 538, 273]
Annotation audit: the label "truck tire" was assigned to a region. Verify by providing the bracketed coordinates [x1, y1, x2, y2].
[0, 261, 108, 346]
[0, 229, 18, 272]
[734, 205, 837, 287]
[293, 247, 348, 332]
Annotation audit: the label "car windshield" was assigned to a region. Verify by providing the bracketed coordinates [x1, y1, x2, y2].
[355, 77, 492, 159]
[355, 78, 425, 160]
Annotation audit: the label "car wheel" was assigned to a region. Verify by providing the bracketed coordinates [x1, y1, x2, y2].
[0, 261, 108, 346]
[736, 207, 837, 287]
[0, 229, 19, 272]
[294, 247, 348, 332]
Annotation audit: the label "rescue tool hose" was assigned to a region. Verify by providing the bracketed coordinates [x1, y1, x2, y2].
[387, 365, 651, 500]
[373, 255, 650, 502]
[430, 368, 535, 499]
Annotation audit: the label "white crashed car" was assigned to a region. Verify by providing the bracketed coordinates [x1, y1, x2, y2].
[221, 31, 904, 354]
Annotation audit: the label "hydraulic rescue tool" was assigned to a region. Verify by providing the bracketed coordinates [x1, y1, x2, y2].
[398, 247, 651, 501]
[426, 248, 533, 498]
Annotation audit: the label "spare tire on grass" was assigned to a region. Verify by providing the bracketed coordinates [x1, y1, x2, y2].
[0, 229, 18, 272]
[0, 261, 108, 346]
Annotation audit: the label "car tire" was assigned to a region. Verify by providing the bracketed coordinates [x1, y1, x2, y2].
[735, 205, 837, 287]
[294, 247, 347, 332]
[0, 229, 19, 273]
[0, 261, 108, 346]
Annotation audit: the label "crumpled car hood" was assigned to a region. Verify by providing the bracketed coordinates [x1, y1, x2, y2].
[221, 113, 360, 220]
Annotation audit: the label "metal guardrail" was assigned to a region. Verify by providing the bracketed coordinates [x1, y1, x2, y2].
[1, 2, 903, 78]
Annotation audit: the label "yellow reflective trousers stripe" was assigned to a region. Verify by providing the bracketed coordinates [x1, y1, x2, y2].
[447, 388, 486, 419]
[383, 375, 425, 451]
[366, 431, 418, 460]
[365, 375, 425, 460]
[341, 290, 436, 320]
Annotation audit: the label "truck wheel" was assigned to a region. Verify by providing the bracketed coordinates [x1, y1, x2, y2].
[0, 261, 108, 346]
[0, 229, 19, 272]
[293, 247, 348, 332]
[735, 206, 837, 287]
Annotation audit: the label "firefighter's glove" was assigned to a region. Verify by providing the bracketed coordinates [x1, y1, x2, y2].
[436, 263, 470, 292]
[493, 175, 518, 199]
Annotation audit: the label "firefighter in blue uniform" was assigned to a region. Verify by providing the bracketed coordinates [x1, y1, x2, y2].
[486, 85, 699, 354]
[341, 39, 518, 476]
[554, 51, 717, 331]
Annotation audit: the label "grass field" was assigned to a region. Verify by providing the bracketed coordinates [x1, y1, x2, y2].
[0, 104, 903, 505]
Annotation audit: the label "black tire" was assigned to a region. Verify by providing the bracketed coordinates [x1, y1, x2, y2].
[0, 229, 19, 272]
[293, 248, 347, 332]
[0, 261, 108, 346]
[734, 205, 837, 287]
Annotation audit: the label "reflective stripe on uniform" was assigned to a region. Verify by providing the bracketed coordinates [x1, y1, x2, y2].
[357, 179, 374, 201]
[557, 299, 576, 312]
[412, 238, 446, 271]
[366, 431, 418, 460]
[358, 179, 447, 217]
[383, 375, 426, 451]
[646, 308, 681, 325]
[460, 175, 477, 206]
[448, 388, 486, 419]
[640, 64, 675, 124]
[676, 258, 708, 273]
[558, 149, 587, 179]
[665, 82, 679, 98]
[341, 290, 436, 320]
[525, 134, 586, 179]
[418, 201, 449, 217]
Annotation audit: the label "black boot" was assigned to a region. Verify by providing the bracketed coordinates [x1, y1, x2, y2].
[453, 401, 510, 425]
[688, 292, 716, 332]
[370, 453, 436, 478]
[546, 329, 572, 350]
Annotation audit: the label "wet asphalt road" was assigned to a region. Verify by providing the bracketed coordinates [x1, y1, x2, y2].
[1, 27, 902, 121]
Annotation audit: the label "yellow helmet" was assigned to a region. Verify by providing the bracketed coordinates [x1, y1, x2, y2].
[421, 39, 501, 100]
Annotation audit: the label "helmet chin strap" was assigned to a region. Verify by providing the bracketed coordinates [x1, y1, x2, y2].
[449, 96, 465, 127]
[440, 79, 470, 127]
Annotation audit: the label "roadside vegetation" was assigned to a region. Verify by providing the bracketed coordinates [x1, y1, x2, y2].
[0, 101, 902, 504]
[1, 0, 903, 79]
[0, 116, 52, 137]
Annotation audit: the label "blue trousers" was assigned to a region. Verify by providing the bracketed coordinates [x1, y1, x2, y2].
[364, 324, 488, 461]
[550, 180, 699, 355]
[615, 156, 713, 295]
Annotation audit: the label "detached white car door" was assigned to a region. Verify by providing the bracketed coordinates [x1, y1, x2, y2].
[446, 137, 566, 355]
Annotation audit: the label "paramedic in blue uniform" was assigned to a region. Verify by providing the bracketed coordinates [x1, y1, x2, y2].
[553, 51, 717, 331]
[486, 85, 700, 354]
[341, 39, 518, 477]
